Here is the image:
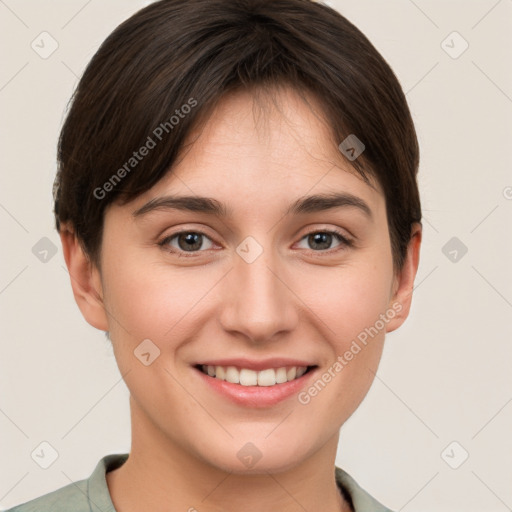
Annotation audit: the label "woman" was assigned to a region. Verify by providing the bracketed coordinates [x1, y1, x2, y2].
[8, 0, 422, 510]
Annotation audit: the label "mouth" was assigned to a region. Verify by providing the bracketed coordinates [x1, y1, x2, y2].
[194, 364, 317, 387]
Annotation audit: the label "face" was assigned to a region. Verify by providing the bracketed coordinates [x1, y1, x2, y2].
[65, 87, 420, 475]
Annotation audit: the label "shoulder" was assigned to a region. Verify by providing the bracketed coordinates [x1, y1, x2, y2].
[335, 466, 395, 512]
[5, 453, 129, 512]
[4, 478, 90, 512]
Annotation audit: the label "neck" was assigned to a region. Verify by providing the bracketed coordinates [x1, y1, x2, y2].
[106, 397, 352, 512]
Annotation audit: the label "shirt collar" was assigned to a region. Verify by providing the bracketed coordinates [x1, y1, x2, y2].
[87, 453, 128, 511]
[87, 453, 393, 512]
[335, 466, 394, 511]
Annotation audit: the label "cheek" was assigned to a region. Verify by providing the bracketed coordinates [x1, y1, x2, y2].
[311, 259, 394, 346]
[103, 241, 394, 349]
[102, 252, 218, 349]
[298, 259, 393, 416]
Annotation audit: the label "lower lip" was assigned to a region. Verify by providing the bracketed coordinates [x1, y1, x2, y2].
[193, 367, 317, 408]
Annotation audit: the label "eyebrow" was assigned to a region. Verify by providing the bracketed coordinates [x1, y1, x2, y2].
[132, 192, 372, 219]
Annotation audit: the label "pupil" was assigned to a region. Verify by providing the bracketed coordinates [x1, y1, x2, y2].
[310, 232, 331, 250]
[177, 232, 332, 252]
[180, 233, 201, 251]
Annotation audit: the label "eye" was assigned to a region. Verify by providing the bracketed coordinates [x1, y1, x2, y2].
[296, 229, 353, 253]
[158, 228, 353, 258]
[158, 231, 215, 256]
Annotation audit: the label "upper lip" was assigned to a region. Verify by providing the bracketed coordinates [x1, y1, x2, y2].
[194, 358, 316, 371]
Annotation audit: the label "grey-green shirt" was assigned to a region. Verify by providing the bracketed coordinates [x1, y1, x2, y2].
[6, 453, 394, 511]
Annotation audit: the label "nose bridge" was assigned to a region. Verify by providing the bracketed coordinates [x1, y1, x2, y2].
[218, 235, 297, 342]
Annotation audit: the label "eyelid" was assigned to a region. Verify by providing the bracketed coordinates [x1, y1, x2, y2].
[157, 226, 354, 257]
[295, 228, 354, 252]
[157, 229, 218, 256]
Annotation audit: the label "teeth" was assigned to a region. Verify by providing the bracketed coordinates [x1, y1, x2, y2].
[240, 368, 258, 386]
[216, 366, 226, 380]
[275, 367, 288, 384]
[296, 367, 307, 377]
[286, 367, 296, 380]
[200, 365, 309, 386]
[257, 368, 276, 387]
[225, 366, 240, 384]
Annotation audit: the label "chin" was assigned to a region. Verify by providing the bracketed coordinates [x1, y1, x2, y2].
[196, 433, 318, 476]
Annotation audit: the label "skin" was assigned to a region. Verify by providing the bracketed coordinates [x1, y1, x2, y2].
[60, 86, 421, 512]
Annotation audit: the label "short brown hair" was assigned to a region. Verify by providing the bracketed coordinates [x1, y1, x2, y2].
[54, 0, 421, 271]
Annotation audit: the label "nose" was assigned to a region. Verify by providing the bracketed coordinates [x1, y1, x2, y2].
[218, 244, 299, 344]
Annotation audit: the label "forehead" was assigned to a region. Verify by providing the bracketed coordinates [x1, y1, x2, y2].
[127, 86, 385, 218]
[181, 87, 372, 179]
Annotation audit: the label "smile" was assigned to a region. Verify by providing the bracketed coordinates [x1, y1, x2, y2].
[193, 357, 318, 407]
[197, 364, 313, 387]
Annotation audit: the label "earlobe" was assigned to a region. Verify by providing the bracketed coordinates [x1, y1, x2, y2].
[386, 223, 422, 333]
[59, 224, 109, 331]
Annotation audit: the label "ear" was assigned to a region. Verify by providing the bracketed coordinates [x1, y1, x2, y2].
[385, 222, 422, 333]
[59, 223, 109, 331]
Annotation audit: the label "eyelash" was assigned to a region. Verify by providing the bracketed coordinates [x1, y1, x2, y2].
[157, 228, 354, 258]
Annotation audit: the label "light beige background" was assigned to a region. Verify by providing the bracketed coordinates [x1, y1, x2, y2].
[1, 1, 511, 510]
